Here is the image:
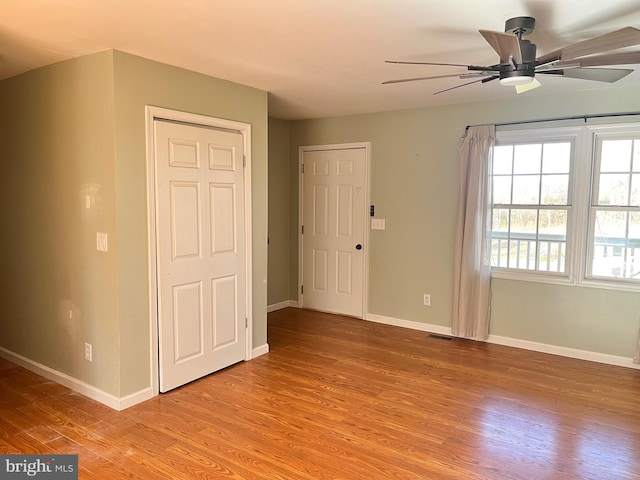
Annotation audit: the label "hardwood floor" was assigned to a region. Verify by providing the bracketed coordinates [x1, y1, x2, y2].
[1, 307, 639, 479]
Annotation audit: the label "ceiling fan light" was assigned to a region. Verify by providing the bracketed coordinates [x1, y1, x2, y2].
[499, 75, 535, 86]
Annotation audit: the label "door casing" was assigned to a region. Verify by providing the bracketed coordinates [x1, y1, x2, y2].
[145, 106, 253, 397]
[298, 142, 371, 318]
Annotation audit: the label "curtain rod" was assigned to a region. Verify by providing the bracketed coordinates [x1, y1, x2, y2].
[465, 111, 640, 132]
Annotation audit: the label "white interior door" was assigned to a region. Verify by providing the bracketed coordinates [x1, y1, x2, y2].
[155, 119, 247, 392]
[301, 145, 368, 317]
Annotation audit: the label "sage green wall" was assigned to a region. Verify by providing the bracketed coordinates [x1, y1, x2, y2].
[0, 51, 121, 393]
[0, 50, 269, 399]
[287, 85, 640, 360]
[267, 117, 292, 305]
[112, 51, 269, 396]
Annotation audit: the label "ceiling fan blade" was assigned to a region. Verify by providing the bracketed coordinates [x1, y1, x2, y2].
[385, 60, 501, 73]
[515, 78, 542, 94]
[433, 76, 498, 95]
[382, 73, 470, 85]
[479, 29, 523, 64]
[538, 26, 640, 63]
[538, 67, 633, 83]
[385, 60, 472, 68]
[555, 51, 640, 67]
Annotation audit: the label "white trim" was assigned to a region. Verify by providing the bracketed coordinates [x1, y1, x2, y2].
[493, 123, 640, 292]
[365, 313, 640, 370]
[267, 300, 299, 313]
[117, 388, 156, 410]
[365, 313, 453, 336]
[488, 334, 640, 370]
[144, 108, 160, 401]
[0, 347, 155, 411]
[252, 343, 270, 358]
[145, 106, 254, 400]
[298, 142, 371, 318]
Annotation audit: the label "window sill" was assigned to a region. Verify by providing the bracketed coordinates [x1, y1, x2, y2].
[491, 269, 640, 292]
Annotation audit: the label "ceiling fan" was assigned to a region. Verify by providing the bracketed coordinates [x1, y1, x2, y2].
[383, 17, 640, 94]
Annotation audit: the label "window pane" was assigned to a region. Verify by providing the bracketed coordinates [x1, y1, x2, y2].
[601, 139, 631, 172]
[539, 209, 567, 240]
[491, 239, 508, 268]
[493, 176, 512, 204]
[512, 175, 540, 204]
[509, 209, 538, 270]
[598, 173, 629, 205]
[510, 209, 537, 236]
[491, 136, 574, 277]
[493, 145, 513, 174]
[591, 210, 628, 278]
[541, 174, 569, 205]
[631, 174, 640, 206]
[513, 144, 542, 174]
[492, 208, 509, 233]
[537, 241, 565, 272]
[508, 239, 536, 270]
[538, 210, 567, 273]
[634, 140, 640, 172]
[491, 209, 510, 269]
[629, 213, 640, 280]
[542, 143, 571, 174]
[594, 210, 627, 238]
[630, 212, 640, 241]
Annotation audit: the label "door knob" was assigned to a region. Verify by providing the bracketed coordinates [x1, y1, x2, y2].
[355, 244, 363, 250]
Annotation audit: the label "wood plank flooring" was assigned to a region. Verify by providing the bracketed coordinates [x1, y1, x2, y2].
[1, 307, 639, 479]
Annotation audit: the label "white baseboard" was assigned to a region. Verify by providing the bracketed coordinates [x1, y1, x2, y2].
[4, 313, 635, 413]
[0, 340, 272, 411]
[118, 388, 155, 410]
[0, 347, 155, 410]
[365, 313, 453, 336]
[252, 343, 270, 358]
[267, 300, 299, 313]
[365, 313, 640, 370]
[488, 334, 640, 370]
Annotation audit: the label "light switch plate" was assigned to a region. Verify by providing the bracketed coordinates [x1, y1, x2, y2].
[96, 232, 108, 252]
[371, 218, 386, 230]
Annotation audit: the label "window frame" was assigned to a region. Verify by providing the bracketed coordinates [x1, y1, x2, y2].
[491, 127, 581, 286]
[584, 125, 640, 288]
[491, 123, 640, 292]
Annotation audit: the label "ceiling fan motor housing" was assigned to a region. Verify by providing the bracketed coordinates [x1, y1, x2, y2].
[500, 19, 537, 84]
[500, 67, 535, 84]
[519, 39, 537, 63]
[500, 38, 537, 83]
[505, 16, 535, 37]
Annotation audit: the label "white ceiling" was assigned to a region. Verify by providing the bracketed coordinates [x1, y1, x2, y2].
[2, 0, 640, 120]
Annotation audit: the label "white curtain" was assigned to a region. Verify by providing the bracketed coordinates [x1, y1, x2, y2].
[452, 125, 495, 340]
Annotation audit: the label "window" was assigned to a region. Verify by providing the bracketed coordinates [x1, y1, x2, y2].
[491, 141, 572, 274]
[588, 136, 640, 281]
[490, 123, 640, 290]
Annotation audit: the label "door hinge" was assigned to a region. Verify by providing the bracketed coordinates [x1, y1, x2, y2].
[301, 163, 305, 174]
[243, 155, 247, 168]
[301, 225, 304, 235]
[301, 285, 304, 295]
[245, 317, 248, 328]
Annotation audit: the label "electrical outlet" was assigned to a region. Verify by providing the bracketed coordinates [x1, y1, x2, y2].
[423, 294, 431, 306]
[84, 343, 92, 362]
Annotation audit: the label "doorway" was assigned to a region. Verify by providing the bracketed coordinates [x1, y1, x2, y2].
[299, 143, 370, 318]
[146, 107, 253, 393]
